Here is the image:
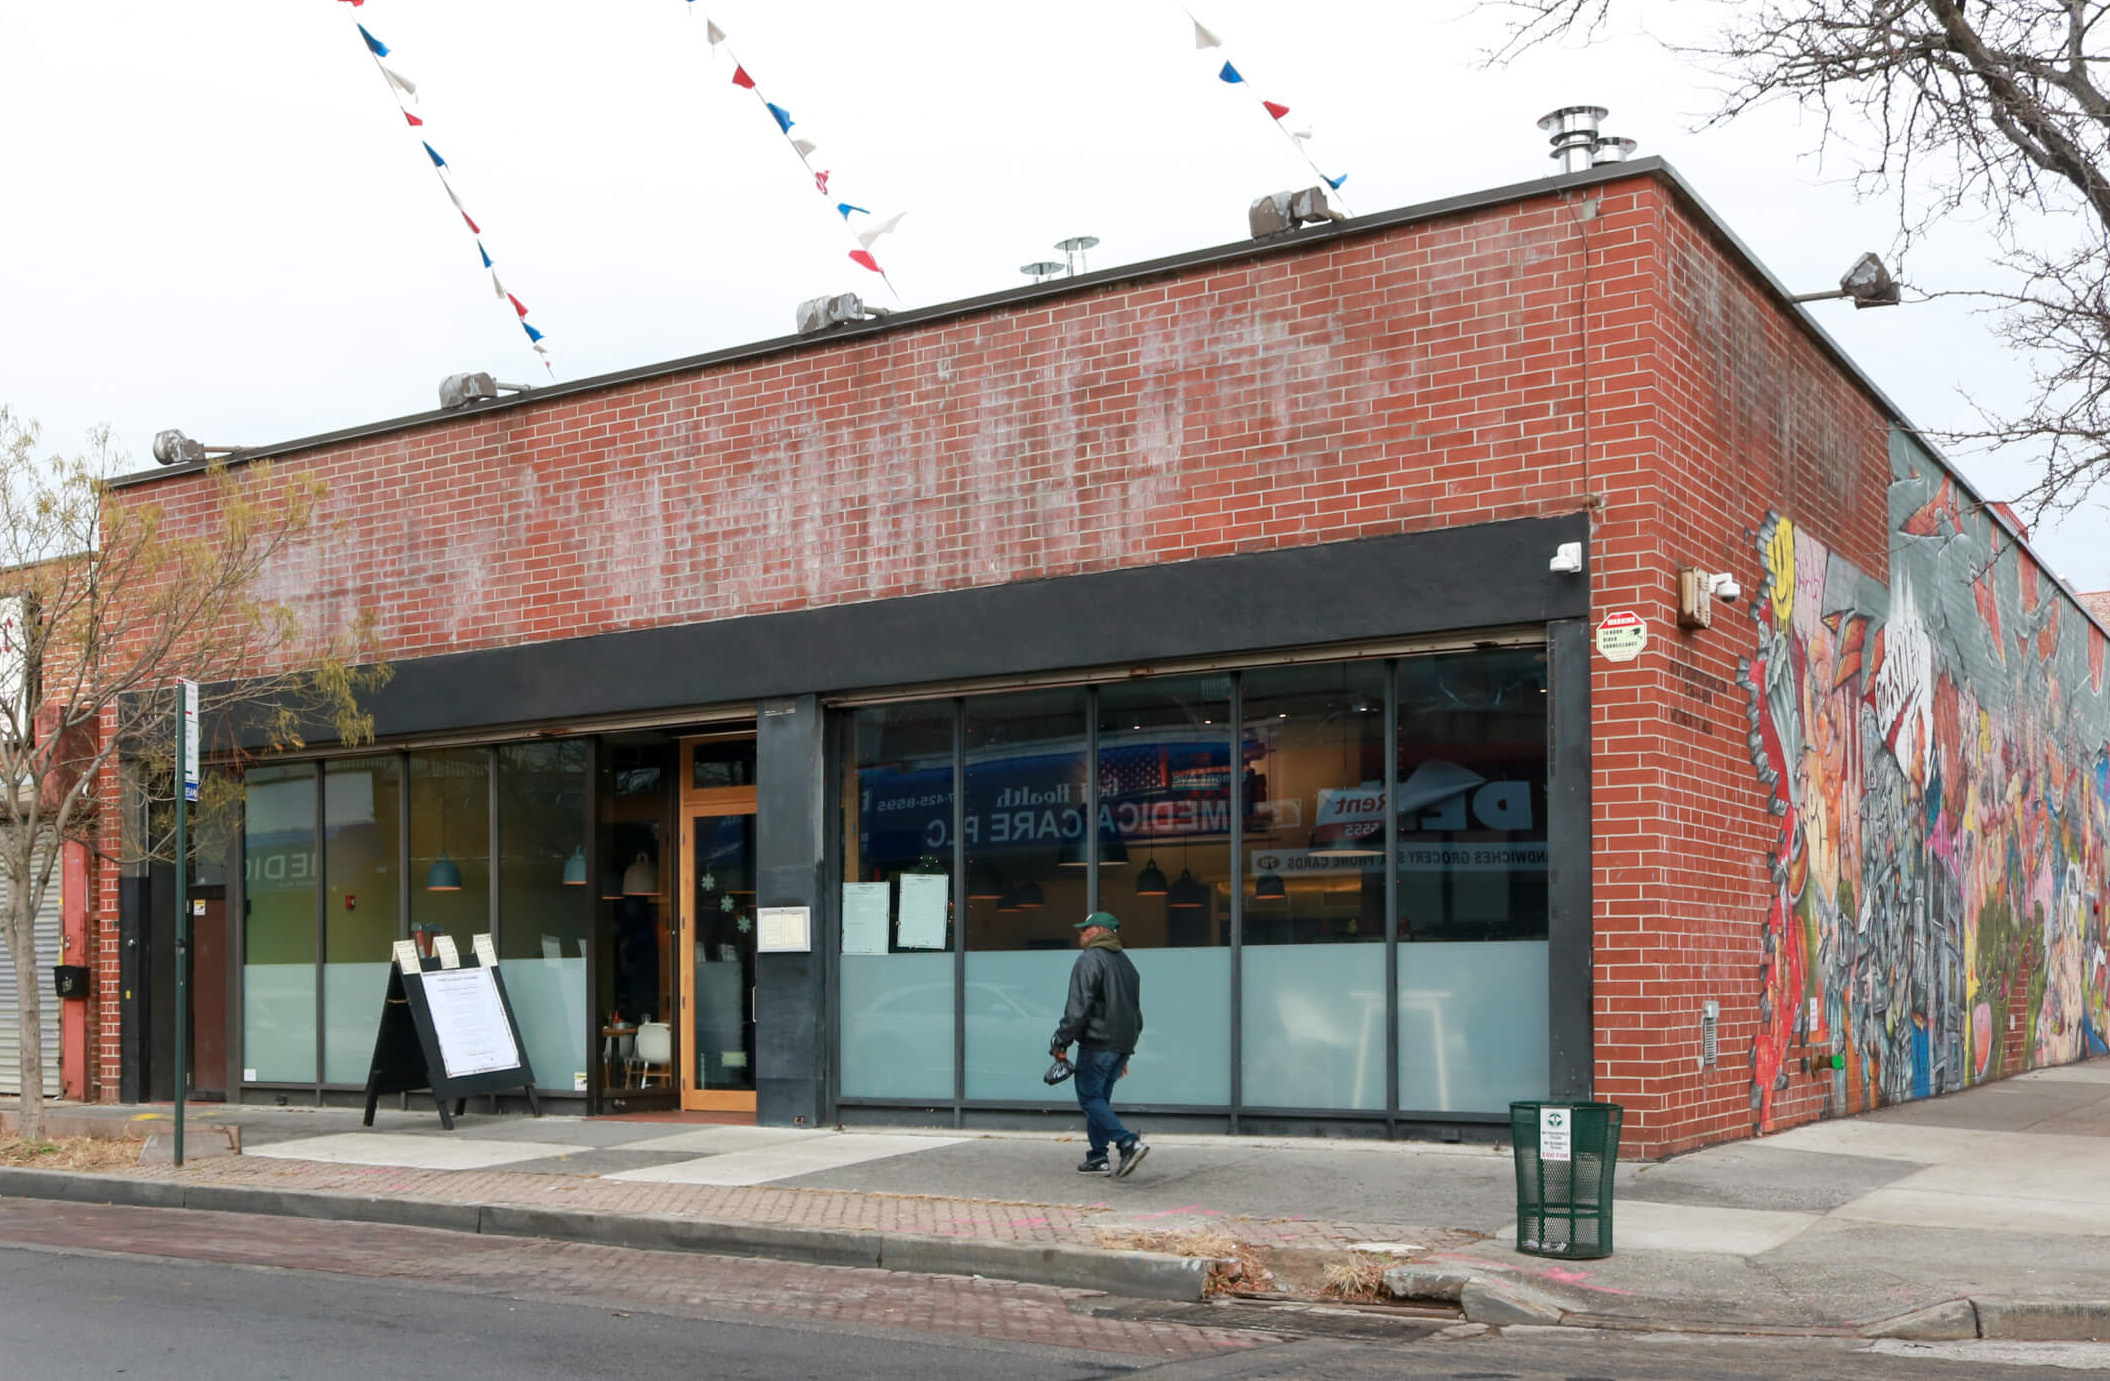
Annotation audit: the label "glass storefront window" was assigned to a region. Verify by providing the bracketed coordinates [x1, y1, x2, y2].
[1097, 676, 1231, 1106]
[242, 763, 316, 1083]
[840, 703, 957, 1100]
[598, 739, 674, 1057]
[962, 689, 1088, 1100]
[1239, 663, 1388, 1110]
[499, 741, 590, 1094]
[410, 750, 491, 952]
[1396, 648, 1550, 1112]
[323, 756, 401, 1084]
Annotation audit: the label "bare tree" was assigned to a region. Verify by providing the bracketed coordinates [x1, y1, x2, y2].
[0, 408, 387, 1141]
[1490, 0, 2110, 515]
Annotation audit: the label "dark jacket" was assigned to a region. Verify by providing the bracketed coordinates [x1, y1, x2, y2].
[1052, 937, 1143, 1054]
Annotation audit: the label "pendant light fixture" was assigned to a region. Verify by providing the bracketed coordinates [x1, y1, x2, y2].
[1016, 880, 1046, 909]
[1059, 829, 1132, 867]
[1254, 869, 1287, 902]
[1134, 858, 1168, 896]
[1166, 868, 1207, 910]
[967, 866, 1004, 901]
[621, 850, 658, 896]
[561, 846, 587, 886]
[426, 782, 462, 891]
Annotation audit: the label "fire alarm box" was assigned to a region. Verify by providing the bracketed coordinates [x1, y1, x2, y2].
[52, 965, 90, 1000]
[1676, 567, 1714, 630]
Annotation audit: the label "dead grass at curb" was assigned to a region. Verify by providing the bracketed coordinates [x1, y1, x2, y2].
[1319, 1251, 1391, 1303]
[0, 1136, 142, 1173]
[1093, 1227, 1275, 1295]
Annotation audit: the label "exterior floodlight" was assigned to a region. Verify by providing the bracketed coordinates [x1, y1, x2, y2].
[438, 372, 532, 410]
[1249, 187, 1347, 240]
[151, 429, 242, 466]
[1792, 253, 1900, 309]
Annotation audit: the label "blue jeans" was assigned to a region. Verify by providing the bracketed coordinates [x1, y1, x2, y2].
[1072, 1047, 1135, 1159]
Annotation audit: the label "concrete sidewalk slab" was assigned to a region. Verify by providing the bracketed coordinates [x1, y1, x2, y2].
[619, 1126, 832, 1154]
[247, 1132, 586, 1170]
[604, 1132, 965, 1185]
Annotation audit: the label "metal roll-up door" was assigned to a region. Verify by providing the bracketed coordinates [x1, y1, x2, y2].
[0, 848, 63, 1095]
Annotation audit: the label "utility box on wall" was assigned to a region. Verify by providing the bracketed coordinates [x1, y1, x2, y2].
[51, 965, 90, 1000]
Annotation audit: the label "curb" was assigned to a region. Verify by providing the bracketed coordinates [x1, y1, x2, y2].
[0, 1168, 1213, 1302]
[1384, 1262, 2110, 1343]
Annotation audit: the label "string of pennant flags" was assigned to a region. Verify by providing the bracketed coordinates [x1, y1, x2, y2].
[686, 4, 905, 295]
[336, 0, 554, 375]
[1186, 9, 1351, 212]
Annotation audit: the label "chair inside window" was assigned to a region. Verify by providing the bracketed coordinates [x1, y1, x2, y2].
[629, 1020, 674, 1089]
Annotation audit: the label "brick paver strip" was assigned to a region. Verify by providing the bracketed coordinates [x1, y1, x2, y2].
[0, 1197, 1272, 1361]
[105, 1155, 1470, 1255]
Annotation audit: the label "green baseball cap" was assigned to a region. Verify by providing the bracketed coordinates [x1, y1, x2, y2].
[1076, 910, 1120, 931]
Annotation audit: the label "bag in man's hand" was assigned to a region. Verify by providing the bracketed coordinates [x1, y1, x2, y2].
[1042, 1056, 1074, 1086]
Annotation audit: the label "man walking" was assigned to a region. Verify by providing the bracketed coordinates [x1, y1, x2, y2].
[1050, 910, 1148, 1177]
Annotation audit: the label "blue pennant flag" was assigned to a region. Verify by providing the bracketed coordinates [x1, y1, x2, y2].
[766, 101, 794, 132]
[1325, 173, 1348, 190]
[836, 203, 870, 219]
[357, 24, 389, 57]
[423, 141, 446, 169]
[477, 241, 492, 269]
[1218, 61, 1242, 84]
[523, 321, 545, 344]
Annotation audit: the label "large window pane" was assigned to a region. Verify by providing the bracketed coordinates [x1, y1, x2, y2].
[1097, 676, 1231, 1107]
[499, 741, 590, 1094]
[323, 756, 401, 1084]
[840, 703, 957, 1100]
[1396, 648, 1550, 1112]
[243, 763, 316, 1083]
[1240, 662, 1387, 1110]
[598, 740, 674, 1042]
[410, 749, 491, 949]
[962, 690, 1088, 1099]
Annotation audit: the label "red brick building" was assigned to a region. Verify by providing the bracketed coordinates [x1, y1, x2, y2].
[79, 156, 2110, 1158]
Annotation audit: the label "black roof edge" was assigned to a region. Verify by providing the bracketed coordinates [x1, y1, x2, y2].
[109, 155, 2106, 636]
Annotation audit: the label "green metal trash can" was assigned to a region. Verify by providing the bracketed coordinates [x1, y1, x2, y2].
[1509, 1100, 1622, 1259]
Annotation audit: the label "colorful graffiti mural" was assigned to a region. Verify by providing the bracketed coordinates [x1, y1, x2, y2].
[1740, 434, 2110, 1129]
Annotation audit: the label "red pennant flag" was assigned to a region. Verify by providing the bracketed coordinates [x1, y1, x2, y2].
[508, 293, 530, 319]
[462, 211, 480, 234]
[1263, 100, 1290, 120]
[402, 110, 423, 127]
[815, 170, 831, 194]
[337, 0, 364, 6]
[731, 65, 755, 89]
[849, 250, 881, 273]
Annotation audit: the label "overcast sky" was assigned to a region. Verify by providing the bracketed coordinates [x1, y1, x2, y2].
[4, 1, 2103, 590]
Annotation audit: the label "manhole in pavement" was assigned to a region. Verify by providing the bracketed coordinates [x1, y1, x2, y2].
[1081, 1297, 1458, 1342]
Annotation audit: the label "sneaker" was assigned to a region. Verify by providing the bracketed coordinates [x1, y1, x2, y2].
[1114, 1139, 1150, 1178]
[1076, 1155, 1110, 1174]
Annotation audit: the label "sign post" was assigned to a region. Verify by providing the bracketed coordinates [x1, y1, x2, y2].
[173, 679, 199, 1168]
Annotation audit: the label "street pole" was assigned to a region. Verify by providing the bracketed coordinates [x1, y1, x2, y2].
[174, 680, 198, 1169]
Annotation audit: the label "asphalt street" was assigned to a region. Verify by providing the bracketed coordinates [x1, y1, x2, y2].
[3, 1201, 2108, 1378]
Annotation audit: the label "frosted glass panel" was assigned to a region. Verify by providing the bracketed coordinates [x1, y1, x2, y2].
[963, 951, 1067, 1100]
[322, 961, 391, 1085]
[506, 956, 587, 1092]
[1242, 944, 1385, 1110]
[840, 952, 954, 1099]
[1398, 940, 1548, 1112]
[964, 948, 1230, 1106]
[243, 963, 315, 1082]
[1122, 948, 1229, 1107]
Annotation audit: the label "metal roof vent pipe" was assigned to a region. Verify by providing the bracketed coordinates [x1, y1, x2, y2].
[1538, 105, 1634, 174]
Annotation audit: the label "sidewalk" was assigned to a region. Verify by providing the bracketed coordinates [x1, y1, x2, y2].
[3, 1059, 2108, 1339]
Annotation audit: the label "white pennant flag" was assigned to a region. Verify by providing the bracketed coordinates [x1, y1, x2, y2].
[441, 179, 470, 215]
[492, 271, 506, 299]
[791, 138, 818, 157]
[856, 212, 905, 250]
[706, 18, 726, 45]
[1193, 19, 1221, 48]
[382, 64, 417, 100]
[533, 342, 549, 354]
[1291, 126, 1313, 143]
